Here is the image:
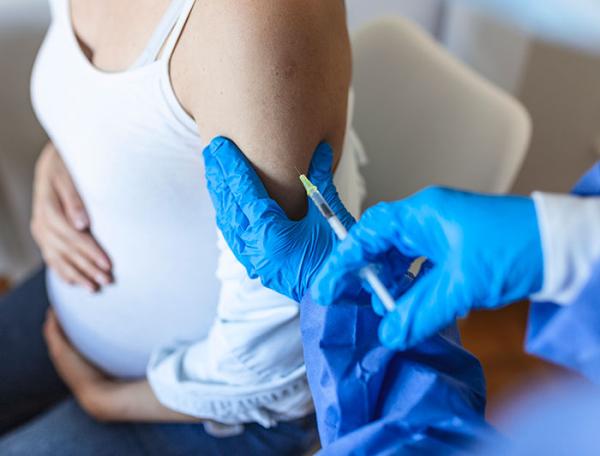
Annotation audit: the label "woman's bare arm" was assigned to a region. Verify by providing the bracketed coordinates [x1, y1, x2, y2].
[175, 0, 351, 219]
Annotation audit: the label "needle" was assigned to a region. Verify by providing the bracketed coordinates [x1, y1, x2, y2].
[298, 173, 400, 312]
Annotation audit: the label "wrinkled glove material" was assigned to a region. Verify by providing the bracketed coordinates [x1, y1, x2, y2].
[313, 186, 544, 350]
[204, 137, 355, 302]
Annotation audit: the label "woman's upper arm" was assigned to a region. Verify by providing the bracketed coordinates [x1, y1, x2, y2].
[182, 0, 351, 218]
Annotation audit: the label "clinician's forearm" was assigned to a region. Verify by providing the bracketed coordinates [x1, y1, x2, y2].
[531, 192, 600, 305]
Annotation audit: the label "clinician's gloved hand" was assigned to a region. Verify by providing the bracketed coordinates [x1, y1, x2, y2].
[203, 137, 355, 302]
[312, 186, 544, 350]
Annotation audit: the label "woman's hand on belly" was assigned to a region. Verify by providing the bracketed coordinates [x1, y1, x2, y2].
[44, 310, 200, 423]
[31, 142, 113, 292]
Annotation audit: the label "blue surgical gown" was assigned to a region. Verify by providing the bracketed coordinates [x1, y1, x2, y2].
[527, 161, 600, 383]
[301, 162, 600, 454]
[300, 291, 498, 455]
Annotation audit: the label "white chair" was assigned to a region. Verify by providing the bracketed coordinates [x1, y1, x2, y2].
[351, 17, 531, 208]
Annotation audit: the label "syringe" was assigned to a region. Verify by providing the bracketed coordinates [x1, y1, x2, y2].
[299, 174, 397, 312]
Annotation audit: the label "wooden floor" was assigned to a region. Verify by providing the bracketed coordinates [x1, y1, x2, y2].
[0, 277, 9, 295]
[459, 300, 582, 427]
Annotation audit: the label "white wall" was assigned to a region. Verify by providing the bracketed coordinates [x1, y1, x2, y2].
[442, 4, 531, 94]
[346, 1, 531, 95]
[512, 42, 600, 194]
[346, 0, 444, 34]
[0, 0, 50, 278]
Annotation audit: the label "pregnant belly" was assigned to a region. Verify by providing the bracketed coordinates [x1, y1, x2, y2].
[47, 220, 220, 379]
[44, 142, 222, 378]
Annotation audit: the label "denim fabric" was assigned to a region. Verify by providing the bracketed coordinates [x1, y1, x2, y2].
[0, 269, 318, 455]
[0, 399, 317, 456]
[0, 269, 69, 435]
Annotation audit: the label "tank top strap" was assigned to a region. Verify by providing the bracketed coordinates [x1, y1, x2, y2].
[131, 0, 191, 69]
[158, 0, 197, 62]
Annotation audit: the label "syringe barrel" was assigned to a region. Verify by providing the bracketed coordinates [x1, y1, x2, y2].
[309, 189, 349, 239]
[360, 265, 397, 312]
[309, 190, 334, 219]
[307, 185, 397, 313]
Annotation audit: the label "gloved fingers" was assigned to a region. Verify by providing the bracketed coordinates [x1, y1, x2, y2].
[350, 202, 425, 262]
[381, 187, 462, 261]
[204, 139, 230, 212]
[209, 159, 250, 231]
[203, 137, 286, 224]
[204, 136, 269, 204]
[204, 141, 251, 256]
[216, 209, 250, 260]
[311, 248, 403, 308]
[311, 255, 360, 306]
[311, 196, 442, 307]
[371, 295, 386, 317]
[323, 189, 356, 232]
[311, 242, 389, 307]
[383, 248, 418, 276]
[367, 248, 416, 316]
[305, 193, 355, 234]
[310, 204, 404, 305]
[305, 143, 356, 230]
[378, 267, 457, 351]
[306, 142, 334, 186]
[371, 269, 418, 317]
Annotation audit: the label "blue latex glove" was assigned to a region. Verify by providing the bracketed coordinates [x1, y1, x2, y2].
[312, 186, 544, 350]
[203, 137, 355, 302]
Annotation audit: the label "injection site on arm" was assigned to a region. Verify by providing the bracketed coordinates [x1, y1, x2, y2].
[299, 173, 400, 312]
[180, 0, 352, 218]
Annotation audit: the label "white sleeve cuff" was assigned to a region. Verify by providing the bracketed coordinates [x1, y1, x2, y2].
[531, 192, 600, 305]
[147, 341, 312, 428]
[147, 233, 313, 428]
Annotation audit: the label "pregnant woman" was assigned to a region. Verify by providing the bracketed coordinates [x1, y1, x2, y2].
[0, 0, 364, 453]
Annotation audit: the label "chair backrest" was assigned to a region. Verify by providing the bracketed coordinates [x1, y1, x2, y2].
[352, 17, 531, 208]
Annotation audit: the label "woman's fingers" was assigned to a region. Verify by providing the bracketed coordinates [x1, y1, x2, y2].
[67, 248, 112, 287]
[46, 253, 99, 293]
[49, 230, 113, 291]
[41, 230, 94, 290]
[70, 231, 112, 272]
[44, 201, 112, 272]
[53, 171, 90, 231]
[37, 205, 111, 291]
[31, 143, 113, 292]
[42, 169, 111, 272]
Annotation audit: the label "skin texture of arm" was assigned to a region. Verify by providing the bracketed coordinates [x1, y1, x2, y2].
[173, 0, 352, 218]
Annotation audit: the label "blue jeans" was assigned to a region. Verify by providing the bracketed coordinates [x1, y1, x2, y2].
[0, 270, 317, 455]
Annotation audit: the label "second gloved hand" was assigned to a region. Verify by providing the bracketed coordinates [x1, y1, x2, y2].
[312, 186, 544, 350]
[203, 137, 355, 302]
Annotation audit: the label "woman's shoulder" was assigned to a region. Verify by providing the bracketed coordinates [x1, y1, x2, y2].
[173, 0, 350, 118]
[182, 0, 347, 57]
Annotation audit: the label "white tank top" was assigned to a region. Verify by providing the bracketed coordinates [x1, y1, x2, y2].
[31, 0, 366, 379]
